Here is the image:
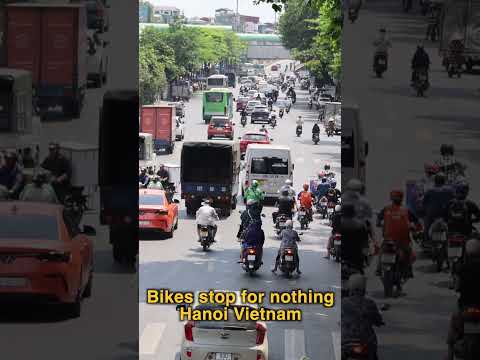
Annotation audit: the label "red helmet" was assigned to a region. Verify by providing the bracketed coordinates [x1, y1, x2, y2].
[318, 171, 326, 178]
[390, 190, 404, 201]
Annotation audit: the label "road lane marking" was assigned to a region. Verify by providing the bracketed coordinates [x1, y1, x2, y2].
[285, 329, 306, 360]
[332, 331, 341, 360]
[140, 322, 166, 355]
[207, 261, 214, 272]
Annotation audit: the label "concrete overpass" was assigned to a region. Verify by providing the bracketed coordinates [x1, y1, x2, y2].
[139, 23, 292, 61]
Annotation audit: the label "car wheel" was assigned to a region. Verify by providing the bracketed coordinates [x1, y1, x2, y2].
[83, 272, 93, 298]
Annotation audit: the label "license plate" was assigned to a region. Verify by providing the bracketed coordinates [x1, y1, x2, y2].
[215, 353, 232, 360]
[382, 254, 396, 264]
[247, 255, 256, 261]
[200, 230, 209, 237]
[139, 221, 150, 226]
[464, 322, 480, 334]
[285, 255, 294, 261]
[0, 277, 27, 287]
[448, 247, 462, 258]
[334, 240, 341, 246]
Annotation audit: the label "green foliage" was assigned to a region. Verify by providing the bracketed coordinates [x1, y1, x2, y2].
[139, 45, 167, 105]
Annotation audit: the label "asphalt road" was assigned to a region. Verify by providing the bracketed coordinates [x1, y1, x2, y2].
[0, 2, 139, 360]
[343, 1, 480, 358]
[139, 65, 341, 359]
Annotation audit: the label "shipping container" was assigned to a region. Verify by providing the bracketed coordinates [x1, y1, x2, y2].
[6, 3, 87, 118]
[140, 104, 175, 154]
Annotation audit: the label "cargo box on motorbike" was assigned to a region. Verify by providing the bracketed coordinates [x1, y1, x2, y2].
[59, 141, 98, 187]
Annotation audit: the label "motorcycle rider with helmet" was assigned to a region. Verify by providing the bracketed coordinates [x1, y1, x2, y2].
[297, 183, 314, 222]
[273, 188, 297, 224]
[312, 121, 321, 138]
[296, 115, 304, 133]
[280, 179, 296, 200]
[372, 27, 392, 70]
[437, 144, 466, 184]
[376, 190, 420, 279]
[195, 199, 219, 242]
[422, 172, 455, 244]
[272, 220, 302, 274]
[341, 274, 384, 360]
[244, 179, 265, 213]
[446, 238, 480, 360]
[139, 168, 150, 188]
[325, 204, 342, 259]
[339, 202, 369, 270]
[239, 217, 265, 264]
[446, 181, 480, 237]
[316, 176, 331, 200]
[411, 44, 430, 84]
[237, 199, 262, 240]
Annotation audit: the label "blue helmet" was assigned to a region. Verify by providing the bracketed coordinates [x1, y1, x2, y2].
[330, 180, 337, 188]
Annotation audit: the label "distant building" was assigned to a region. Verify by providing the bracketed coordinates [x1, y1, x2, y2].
[139, 1, 153, 23]
[239, 15, 259, 33]
[214, 8, 235, 26]
[188, 16, 208, 25]
[152, 5, 183, 24]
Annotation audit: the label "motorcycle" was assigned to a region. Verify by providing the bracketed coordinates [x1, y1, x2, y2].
[348, 8, 359, 23]
[198, 225, 214, 251]
[447, 233, 466, 289]
[317, 196, 328, 218]
[448, 60, 462, 78]
[412, 68, 429, 97]
[242, 246, 262, 276]
[330, 233, 341, 262]
[279, 247, 298, 278]
[373, 52, 388, 78]
[327, 202, 336, 222]
[296, 125, 303, 137]
[380, 240, 402, 297]
[312, 132, 320, 144]
[326, 124, 334, 137]
[308, 98, 313, 109]
[241, 114, 247, 127]
[297, 206, 309, 230]
[429, 218, 448, 272]
[275, 214, 289, 236]
[455, 307, 480, 359]
[270, 115, 277, 128]
[279, 109, 284, 119]
[342, 339, 371, 360]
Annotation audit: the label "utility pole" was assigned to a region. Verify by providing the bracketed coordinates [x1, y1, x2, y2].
[235, 0, 239, 32]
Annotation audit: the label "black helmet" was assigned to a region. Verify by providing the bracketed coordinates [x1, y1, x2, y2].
[434, 172, 446, 186]
[455, 181, 469, 199]
[281, 189, 289, 197]
[440, 144, 454, 156]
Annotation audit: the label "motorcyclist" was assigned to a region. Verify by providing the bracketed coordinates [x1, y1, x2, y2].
[19, 170, 58, 203]
[240, 218, 265, 264]
[324, 164, 334, 178]
[326, 204, 342, 259]
[237, 199, 263, 240]
[316, 177, 331, 200]
[147, 175, 164, 190]
[156, 164, 170, 183]
[195, 199, 219, 242]
[341, 274, 384, 360]
[446, 238, 480, 360]
[241, 108, 247, 120]
[422, 172, 455, 244]
[373, 28, 392, 67]
[343, 178, 373, 225]
[437, 144, 466, 184]
[296, 116, 304, 133]
[297, 183, 314, 222]
[244, 179, 265, 212]
[339, 203, 369, 270]
[41, 142, 72, 202]
[312, 122, 321, 137]
[0, 151, 24, 199]
[280, 179, 296, 199]
[259, 124, 268, 134]
[376, 190, 420, 278]
[446, 181, 480, 237]
[273, 188, 296, 224]
[139, 168, 150, 188]
[272, 220, 302, 274]
[330, 179, 342, 199]
[326, 188, 340, 205]
[411, 44, 430, 84]
[267, 97, 273, 110]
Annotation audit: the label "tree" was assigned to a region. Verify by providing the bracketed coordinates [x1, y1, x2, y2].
[139, 45, 167, 105]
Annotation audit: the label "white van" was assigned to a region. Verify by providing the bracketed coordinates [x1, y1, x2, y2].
[243, 144, 293, 199]
[341, 105, 368, 187]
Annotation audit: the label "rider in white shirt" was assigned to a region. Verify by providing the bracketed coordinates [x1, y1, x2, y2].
[195, 200, 219, 240]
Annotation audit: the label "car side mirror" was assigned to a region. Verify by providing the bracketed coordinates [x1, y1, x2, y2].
[82, 225, 96, 236]
[270, 138, 274, 141]
[261, 214, 266, 218]
[232, 123, 235, 126]
[173, 199, 180, 204]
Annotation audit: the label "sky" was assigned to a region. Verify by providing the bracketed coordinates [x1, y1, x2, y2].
[148, 0, 279, 23]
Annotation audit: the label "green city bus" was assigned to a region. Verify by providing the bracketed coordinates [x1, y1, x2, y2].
[202, 88, 234, 123]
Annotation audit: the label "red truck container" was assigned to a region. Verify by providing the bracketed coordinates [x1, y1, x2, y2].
[5, 3, 87, 118]
[140, 104, 176, 154]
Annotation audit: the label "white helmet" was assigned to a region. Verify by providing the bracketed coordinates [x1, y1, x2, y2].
[335, 205, 341, 212]
[285, 179, 293, 186]
[285, 220, 294, 228]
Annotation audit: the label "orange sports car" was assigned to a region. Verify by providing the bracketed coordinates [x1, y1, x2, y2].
[0, 202, 95, 317]
[139, 189, 179, 237]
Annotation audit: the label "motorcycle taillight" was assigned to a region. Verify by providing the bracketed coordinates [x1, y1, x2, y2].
[334, 234, 341, 241]
[351, 343, 368, 355]
[463, 308, 480, 320]
[248, 248, 256, 254]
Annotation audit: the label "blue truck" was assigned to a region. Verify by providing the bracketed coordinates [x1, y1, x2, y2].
[181, 141, 240, 217]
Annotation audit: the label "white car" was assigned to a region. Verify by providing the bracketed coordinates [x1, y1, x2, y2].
[175, 116, 185, 141]
[179, 290, 269, 360]
[245, 100, 261, 115]
[87, 30, 108, 88]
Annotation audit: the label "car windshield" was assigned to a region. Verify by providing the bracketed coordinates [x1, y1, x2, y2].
[0, 214, 59, 241]
[211, 119, 227, 127]
[248, 102, 260, 108]
[244, 134, 267, 141]
[251, 156, 289, 175]
[194, 304, 256, 330]
[205, 92, 223, 103]
[139, 193, 165, 205]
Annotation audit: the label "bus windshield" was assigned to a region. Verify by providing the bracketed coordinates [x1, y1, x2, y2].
[207, 77, 226, 86]
[205, 92, 224, 103]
